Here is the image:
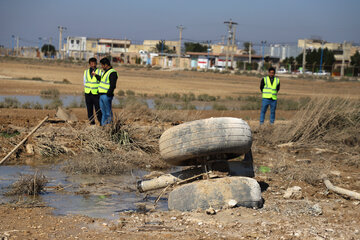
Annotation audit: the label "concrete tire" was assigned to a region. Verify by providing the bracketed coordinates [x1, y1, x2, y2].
[159, 117, 252, 166]
[168, 177, 263, 211]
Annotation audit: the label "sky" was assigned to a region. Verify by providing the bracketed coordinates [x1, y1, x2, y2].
[0, 0, 359, 49]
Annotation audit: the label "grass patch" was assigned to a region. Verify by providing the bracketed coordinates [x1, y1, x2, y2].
[197, 94, 216, 101]
[212, 103, 228, 111]
[0, 129, 20, 138]
[126, 90, 135, 96]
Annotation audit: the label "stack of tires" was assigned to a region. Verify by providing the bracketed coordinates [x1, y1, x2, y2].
[159, 117, 263, 211]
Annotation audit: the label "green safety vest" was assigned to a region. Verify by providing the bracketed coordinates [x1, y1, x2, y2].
[98, 68, 118, 93]
[84, 68, 103, 94]
[262, 76, 279, 100]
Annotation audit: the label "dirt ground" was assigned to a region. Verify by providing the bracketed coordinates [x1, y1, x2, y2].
[0, 57, 359, 239]
[0, 57, 359, 98]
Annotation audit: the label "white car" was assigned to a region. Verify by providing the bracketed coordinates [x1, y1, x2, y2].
[277, 68, 288, 74]
[313, 70, 330, 76]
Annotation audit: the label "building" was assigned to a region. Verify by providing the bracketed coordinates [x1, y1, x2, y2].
[186, 52, 263, 70]
[297, 39, 360, 68]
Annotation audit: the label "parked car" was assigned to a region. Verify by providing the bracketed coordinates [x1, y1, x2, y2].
[277, 67, 288, 74]
[313, 70, 330, 76]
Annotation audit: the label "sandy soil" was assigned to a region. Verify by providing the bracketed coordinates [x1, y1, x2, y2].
[0, 57, 359, 98]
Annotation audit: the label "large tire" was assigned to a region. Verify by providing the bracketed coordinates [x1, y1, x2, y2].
[159, 117, 252, 166]
[168, 177, 263, 211]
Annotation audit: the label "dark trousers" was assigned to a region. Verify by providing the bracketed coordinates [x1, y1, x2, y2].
[85, 93, 102, 125]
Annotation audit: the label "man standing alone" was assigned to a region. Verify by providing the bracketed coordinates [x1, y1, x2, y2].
[260, 67, 280, 125]
[92, 58, 118, 125]
[84, 58, 103, 125]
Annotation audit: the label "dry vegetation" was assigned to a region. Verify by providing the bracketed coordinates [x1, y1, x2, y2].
[5, 172, 48, 196]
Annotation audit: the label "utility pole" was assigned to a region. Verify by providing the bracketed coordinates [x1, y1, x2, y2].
[319, 41, 324, 72]
[207, 40, 211, 69]
[230, 25, 237, 70]
[224, 19, 238, 71]
[176, 25, 184, 68]
[341, 41, 346, 77]
[58, 26, 67, 59]
[261, 40, 266, 71]
[16, 36, 19, 56]
[11, 35, 15, 56]
[249, 42, 252, 64]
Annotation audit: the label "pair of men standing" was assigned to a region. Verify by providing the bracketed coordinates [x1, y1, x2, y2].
[84, 57, 118, 126]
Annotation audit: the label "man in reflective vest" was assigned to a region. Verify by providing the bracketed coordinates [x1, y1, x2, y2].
[260, 67, 280, 125]
[92, 57, 118, 126]
[84, 57, 103, 125]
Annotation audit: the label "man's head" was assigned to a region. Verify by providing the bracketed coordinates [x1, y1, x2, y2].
[268, 67, 276, 77]
[100, 58, 111, 70]
[89, 57, 97, 69]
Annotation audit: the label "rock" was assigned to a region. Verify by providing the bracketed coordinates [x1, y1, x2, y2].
[25, 144, 34, 155]
[330, 171, 341, 176]
[168, 177, 263, 211]
[283, 186, 302, 199]
[309, 203, 323, 216]
[56, 107, 78, 122]
[206, 207, 216, 215]
[227, 199, 238, 208]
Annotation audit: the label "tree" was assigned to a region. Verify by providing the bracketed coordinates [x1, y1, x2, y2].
[184, 42, 207, 53]
[351, 51, 360, 67]
[296, 48, 335, 72]
[153, 40, 175, 54]
[350, 51, 360, 76]
[243, 42, 255, 54]
[41, 44, 56, 57]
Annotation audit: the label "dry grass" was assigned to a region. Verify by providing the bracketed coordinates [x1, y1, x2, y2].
[256, 97, 360, 149]
[5, 173, 48, 196]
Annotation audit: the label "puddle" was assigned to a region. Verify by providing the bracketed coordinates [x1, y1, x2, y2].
[0, 95, 214, 110]
[0, 164, 168, 220]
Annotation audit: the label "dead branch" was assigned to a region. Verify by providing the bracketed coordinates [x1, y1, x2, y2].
[0, 116, 49, 165]
[322, 174, 360, 200]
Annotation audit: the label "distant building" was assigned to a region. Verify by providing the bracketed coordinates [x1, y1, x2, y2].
[297, 39, 359, 68]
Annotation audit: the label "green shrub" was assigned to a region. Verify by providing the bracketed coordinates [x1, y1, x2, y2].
[22, 102, 32, 109]
[33, 102, 43, 109]
[169, 93, 181, 101]
[181, 92, 196, 102]
[181, 103, 196, 110]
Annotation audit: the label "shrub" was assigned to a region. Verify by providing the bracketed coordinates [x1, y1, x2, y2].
[3, 97, 20, 108]
[40, 88, 60, 98]
[197, 94, 216, 101]
[212, 103, 227, 111]
[126, 90, 135, 96]
[117, 90, 125, 96]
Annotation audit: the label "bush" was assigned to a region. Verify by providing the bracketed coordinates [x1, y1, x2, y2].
[125, 90, 135, 96]
[154, 99, 178, 110]
[40, 88, 60, 98]
[2, 97, 20, 108]
[44, 98, 63, 109]
[117, 90, 125, 96]
[181, 92, 196, 102]
[212, 103, 227, 111]
[197, 94, 216, 102]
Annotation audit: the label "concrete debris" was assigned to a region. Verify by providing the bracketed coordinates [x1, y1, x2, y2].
[205, 207, 216, 215]
[227, 199, 238, 208]
[309, 203, 323, 216]
[56, 107, 78, 122]
[283, 186, 302, 199]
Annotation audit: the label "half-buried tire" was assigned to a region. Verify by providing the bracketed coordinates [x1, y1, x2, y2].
[159, 117, 252, 166]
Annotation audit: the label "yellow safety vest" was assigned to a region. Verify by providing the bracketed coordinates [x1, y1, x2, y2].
[84, 68, 103, 94]
[262, 76, 279, 100]
[98, 68, 118, 93]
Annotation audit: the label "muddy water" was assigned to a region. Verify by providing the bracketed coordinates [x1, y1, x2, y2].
[0, 95, 213, 110]
[0, 164, 168, 220]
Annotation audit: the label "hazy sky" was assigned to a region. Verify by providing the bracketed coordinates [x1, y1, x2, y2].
[1, 0, 359, 49]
